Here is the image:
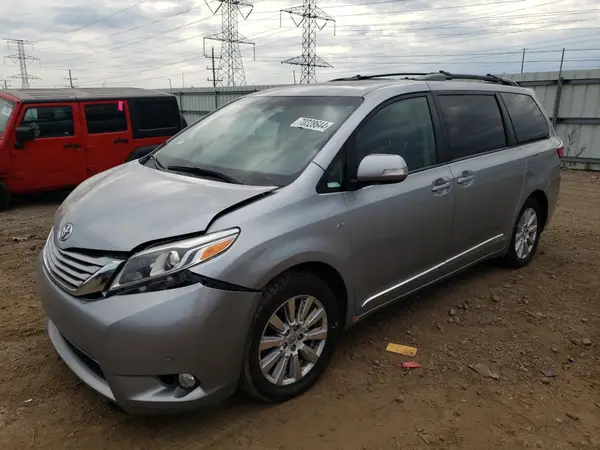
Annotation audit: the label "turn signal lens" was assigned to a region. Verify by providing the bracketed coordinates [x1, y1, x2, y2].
[199, 237, 236, 262]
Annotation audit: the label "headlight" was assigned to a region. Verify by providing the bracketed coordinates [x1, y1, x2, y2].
[109, 228, 239, 295]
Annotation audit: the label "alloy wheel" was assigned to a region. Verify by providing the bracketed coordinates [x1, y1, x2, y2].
[515, 207, 538, 260]
[259, 295, 328, 386]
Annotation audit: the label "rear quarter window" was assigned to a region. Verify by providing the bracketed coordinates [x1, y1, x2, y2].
[500, 92, 550, 144]
[129, 97, 182, 139]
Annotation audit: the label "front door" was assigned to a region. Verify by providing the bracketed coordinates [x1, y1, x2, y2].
[9, 103, 87, 192]
[82, 101, 132, 176]
[435, 92, 526, 270]
[344, 94, 456, 316]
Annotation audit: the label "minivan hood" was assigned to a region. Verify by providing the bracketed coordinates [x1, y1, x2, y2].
[54, 161, 278, 252]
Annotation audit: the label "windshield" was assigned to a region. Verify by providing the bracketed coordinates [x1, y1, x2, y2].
[0, 98, 15, 135]
[152, 95, 363, 186]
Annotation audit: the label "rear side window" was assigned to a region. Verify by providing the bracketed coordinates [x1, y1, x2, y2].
[129, 97, 182, 139]
[21, 106, 74, 138]
[438, 94, 507, 159]
[501, 93, 549, 144]
[84, 103, 128, 134]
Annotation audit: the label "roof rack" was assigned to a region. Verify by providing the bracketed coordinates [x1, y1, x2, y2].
[421, 71, 519, 86]
[329, 73, 428, 82]
[329, 70, 519, 87]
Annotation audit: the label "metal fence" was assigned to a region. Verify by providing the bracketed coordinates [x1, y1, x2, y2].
[162, 69, 600, 171]
[502, 69, 600, 170]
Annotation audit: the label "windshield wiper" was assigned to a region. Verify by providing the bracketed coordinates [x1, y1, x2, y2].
[167, 165, 243, 185]
[148, 153, 164, 169]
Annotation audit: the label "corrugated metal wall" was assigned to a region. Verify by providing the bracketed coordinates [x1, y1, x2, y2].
[162, 70, 600, 170]
[503, 69, 600, 170]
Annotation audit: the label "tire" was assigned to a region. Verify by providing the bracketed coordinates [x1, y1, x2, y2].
[0, 181, 10, 212]
[240, 270, 341, 403]
[502, 197, 543, 268]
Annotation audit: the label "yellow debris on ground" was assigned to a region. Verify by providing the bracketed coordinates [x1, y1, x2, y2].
[385, 343, 418, 356]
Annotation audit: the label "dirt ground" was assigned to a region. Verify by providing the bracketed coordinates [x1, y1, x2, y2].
[0, 170, 599, 450]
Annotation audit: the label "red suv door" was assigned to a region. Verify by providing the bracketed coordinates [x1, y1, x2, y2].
[9, 102, 87, 193]
[82, 100, 133, 176]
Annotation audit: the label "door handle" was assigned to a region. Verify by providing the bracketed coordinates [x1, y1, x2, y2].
[432, 178, 452, 193]
[113, 138, 129, 144]
[457, 171, 475, 185]
[63, 144, 81, 150]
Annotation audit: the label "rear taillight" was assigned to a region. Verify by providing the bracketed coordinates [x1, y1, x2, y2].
[557, 146, 565, 158]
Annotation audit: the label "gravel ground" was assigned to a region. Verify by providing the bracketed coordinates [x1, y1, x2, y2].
[0, 170, 599, 450]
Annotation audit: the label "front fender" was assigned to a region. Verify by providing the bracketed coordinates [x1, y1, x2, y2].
[193, 190, 356, 317]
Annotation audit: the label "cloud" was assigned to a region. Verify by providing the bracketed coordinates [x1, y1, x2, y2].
[1, 0, 599, 89]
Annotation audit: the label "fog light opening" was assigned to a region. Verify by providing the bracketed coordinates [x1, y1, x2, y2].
[177, 373, 197, 389]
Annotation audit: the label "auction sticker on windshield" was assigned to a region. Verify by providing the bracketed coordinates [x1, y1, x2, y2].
[1, 106, 12, 117]
[290, 117, 334, 132]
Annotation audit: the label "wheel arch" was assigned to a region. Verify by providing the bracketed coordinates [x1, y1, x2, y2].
[260, 261, 352, 329]
[526, 189, 549, 230]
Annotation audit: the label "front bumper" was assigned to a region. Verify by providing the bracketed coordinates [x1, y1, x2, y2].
[36, 253, 261, 415]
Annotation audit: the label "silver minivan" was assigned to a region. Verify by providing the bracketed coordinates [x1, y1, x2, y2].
[36, 72, 562, 414]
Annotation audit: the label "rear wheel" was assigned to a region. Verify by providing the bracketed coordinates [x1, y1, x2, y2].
[0, 181, 10, 212]
[241, 271, 341, 403]
[502, 197, 543, 268]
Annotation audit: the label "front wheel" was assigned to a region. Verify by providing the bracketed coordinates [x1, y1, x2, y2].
[241, 271, 341, 403]
[502, 198, 543, 268]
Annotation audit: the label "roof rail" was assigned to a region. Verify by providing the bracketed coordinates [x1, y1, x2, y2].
[328, 70, 520, 86]
[329, 73, 428, 82]
[421, 71, 520, 86]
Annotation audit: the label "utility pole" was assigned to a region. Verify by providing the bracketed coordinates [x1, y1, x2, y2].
[4, 39, 41, 88]
[207, 47, 222, 87]
[280, 0, 336, 84]
[521, 48, 526, 73]
[65, 69, 78, 88]
[0, 80, 9, 90]
[203, 0, 256, 86]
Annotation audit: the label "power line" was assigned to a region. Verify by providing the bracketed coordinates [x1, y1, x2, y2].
[35, 0, 149, 43]
[39, 0, 526, 63]
[76, 22, 600, 87]
[4, 39, 40, 88]
[256, 0, 581, 58]
[32, 0, 598, 86]
[37, 2, 204, 53]
[63, 54, 600, 89]
[66, 10, 600, 86]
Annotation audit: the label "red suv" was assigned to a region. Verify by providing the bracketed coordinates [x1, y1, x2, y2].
[0, 88, 187, 210]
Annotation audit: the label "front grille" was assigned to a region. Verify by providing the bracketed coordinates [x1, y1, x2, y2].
[45, 237, 105, 291]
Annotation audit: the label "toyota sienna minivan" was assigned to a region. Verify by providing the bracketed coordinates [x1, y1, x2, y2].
[36, 71, 562, 414]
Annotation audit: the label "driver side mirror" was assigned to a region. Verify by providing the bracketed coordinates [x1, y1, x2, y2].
[15, 125, 36, 148]
[357, 153, 409, 184]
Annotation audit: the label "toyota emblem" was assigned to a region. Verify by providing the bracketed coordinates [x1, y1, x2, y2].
[59, 223, 74, 241]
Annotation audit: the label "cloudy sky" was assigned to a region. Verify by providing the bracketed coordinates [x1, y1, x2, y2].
[1, 0, 599, 89]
